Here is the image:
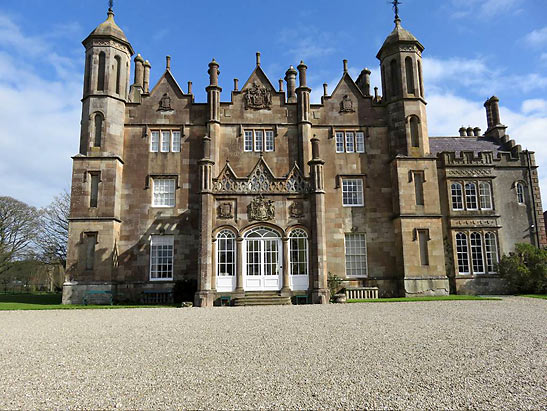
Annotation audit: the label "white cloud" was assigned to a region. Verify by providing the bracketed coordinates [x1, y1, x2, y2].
[278, 27, 337, 60]
[521, 99, 547, 116]
[541, 53, 547, 63]
[449, 0, 523, 17]
[525, 27, 547, 47]
[0, 14, 81, 207]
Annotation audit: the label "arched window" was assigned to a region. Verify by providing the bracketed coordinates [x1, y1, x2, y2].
[516, 182, 525, 204]
[484, 232, 498, 273]
[405, 57, 415, 95]
[217, 230, 236, 277]
[94, 113, 103, 147]
[456, 233, 469, 274]
[465, 183, 478, 210]
[85, 54, 92, 94]
[97, 52, 106, 91]
[418, 60, 424, 97]
[390, 59, 400, 98]
[289, 229, 308, 276]
[470, 232, 484, 274]
[451, 183, 464, 210]
[114, 55, 121, 95]
[410, 116, 420, 147]
[479, 182, 493, 210]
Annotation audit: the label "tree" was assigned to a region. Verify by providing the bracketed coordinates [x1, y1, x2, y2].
[498, 243, 547, 294]
[0, 196, 40, 276]
[35, 191, 70, 268]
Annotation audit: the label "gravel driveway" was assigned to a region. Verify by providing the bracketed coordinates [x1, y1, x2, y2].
[0, 297, 545, 410]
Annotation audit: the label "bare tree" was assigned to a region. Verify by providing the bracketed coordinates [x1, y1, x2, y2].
[36, 191, 70, 268]
[0, 196, 39, 276]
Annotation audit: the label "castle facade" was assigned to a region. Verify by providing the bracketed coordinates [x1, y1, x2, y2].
[63, 8, 546, 306]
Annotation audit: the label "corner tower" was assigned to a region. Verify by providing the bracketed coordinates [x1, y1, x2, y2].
[377, 16, 428, 157]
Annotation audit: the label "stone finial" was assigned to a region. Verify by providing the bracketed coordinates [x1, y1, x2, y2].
[343, 59, 348, 73]
[297, 61, 307, 88]
[256, 52, 261, 66]
[459, 127, 466, 137]
[166, 55, 171, 71]
[278, 79, 284, 92]
[188, 81, 193, 94]
[285, 65, 297, 102]
[323, 83, 328, 97]
[208, 58, 220, 87]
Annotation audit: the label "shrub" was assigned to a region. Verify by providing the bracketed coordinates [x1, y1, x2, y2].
[498, 243, 547, 294]
[327, 272, 343, 302]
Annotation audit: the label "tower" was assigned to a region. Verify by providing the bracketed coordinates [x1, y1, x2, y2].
[377, 16, 428, 157]
[63, 7, 134, 304]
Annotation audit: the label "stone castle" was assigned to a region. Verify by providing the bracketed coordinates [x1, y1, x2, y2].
[62, 6, 546, 306]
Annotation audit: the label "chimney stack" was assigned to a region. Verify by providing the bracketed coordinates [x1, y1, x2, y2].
[285, 66, 297, 103]
[143, 60, 151, 93]
[356, 68, 372, 96]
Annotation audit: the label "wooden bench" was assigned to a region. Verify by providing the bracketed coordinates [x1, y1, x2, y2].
[83, 290, 113, 306]
[345, 287, 379, 300]
[293, 295, 309, 305]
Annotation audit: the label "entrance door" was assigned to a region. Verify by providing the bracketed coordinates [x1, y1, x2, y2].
[244, 227, 282, 291]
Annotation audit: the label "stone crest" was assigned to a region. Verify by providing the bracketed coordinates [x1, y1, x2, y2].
[248, 196, 275, 221]
[339, 95, 355, 113]
[217, 202, 234, 219]
[158, 93, 172, 111]
[289, 201, 304, 218]
[244, 82, 272, 110]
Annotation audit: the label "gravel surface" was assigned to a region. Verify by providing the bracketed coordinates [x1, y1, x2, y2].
[0, 297, 546, 410]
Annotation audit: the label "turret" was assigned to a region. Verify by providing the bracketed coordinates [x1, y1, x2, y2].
[80, 7, 133, 156]
[377, 15, 428, 156]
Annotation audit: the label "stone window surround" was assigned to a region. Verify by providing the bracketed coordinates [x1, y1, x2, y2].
[149, 129, 181, 153]
[449, 180, 494, 212]
[454, 230, 499, 276]
[243, 128, 275, 153]
[515, 181, 526, 205]
[149, 235, 174, 281]
[146, 175, 179, 208]
[344, 232, 368, 278]
[337, 174, 366, 207]
[334, 130, 365, 154]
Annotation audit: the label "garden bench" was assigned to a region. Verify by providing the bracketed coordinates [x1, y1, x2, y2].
[141, 289, 173, 305]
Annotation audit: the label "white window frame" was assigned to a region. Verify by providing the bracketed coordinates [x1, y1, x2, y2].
[265, 130, 274, 152]
[152, 178, 176, 208]
[335, 130, 365, 154]
[456, 232, 470, 275]
[244, 130, 253, 152]
[342, 178, 364, 207]
[254, 130, 264, 152]
[479, 182, 493, 210]
[344, 233, 368, 277]
[289, 229, 308, 276]
[150, 131, 160, 153]
[355, 132, 365, 153]
[217, 230, 236, 277]
[150, 235, 174, 281]
[345, 132, 355, 153]
[243, 129, 274, 152]
[470, 232, 485, 274]
[160, 131, 170, 153]
[484, 232, 498, 273]
[335, 132, 344, 153]
[516, 182, 525, 204]
[171, 131, 181, 153]
[465, 182, 478, 210]
[451, 183, 464, 211]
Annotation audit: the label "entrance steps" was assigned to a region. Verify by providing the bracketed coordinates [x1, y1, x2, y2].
[232, 291, 292, 306]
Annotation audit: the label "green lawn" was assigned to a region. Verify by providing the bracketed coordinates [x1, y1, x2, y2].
[0, 293, 176, 310]
[347, 295, 502, 303]
[519, 294, 547, 300]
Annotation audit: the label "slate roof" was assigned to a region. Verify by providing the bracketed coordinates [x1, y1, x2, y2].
[429, 137, 505, 155]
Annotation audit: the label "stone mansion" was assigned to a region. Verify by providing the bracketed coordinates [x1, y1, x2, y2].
[62, 7, 546, 306]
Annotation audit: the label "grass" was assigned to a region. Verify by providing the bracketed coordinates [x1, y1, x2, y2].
[347, 295, 502, 303]
[519, 294, 547, 300]
[0, 293, 177, 311]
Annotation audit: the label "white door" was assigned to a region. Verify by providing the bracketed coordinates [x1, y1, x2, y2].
[244, 227, 282, 291]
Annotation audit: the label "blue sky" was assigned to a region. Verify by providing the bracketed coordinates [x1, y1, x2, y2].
[0, 0, 546, 208]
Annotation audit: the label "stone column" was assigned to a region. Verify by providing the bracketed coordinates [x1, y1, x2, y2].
[297, 61, 312, 176]
[235, 236, 244, 295]
[211, 238, 217, 291]
[281, 237, 291, 296]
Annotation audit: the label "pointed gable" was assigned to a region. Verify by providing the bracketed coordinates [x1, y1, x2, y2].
[330, 72, 365, 100]
[241, 65, 277, 93]
[149, 70, 185, 99]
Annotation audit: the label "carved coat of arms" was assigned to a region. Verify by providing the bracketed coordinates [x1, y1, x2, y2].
[244, 82, 272, 110]
[248, 196, 275, 221]
[289, 201, 304, 218]
[218, 202, 233, 219]
[158, 93, 172, 111]
[339, 95, 355, 113]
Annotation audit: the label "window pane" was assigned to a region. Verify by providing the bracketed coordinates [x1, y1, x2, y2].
[172, 131, 181, 152]
[465, 183, 478, 210]
[485, 233, 498, 273]
[151, 131, 159, 152]
[161, 131, 170, 152]
[451, 183, 463, 210]
[342, 179, 363, 206]
[150, 235, 174, 280]
[335, 132, 344, 153]
[517, 183, 525, 204]
[345, 233, 367, 277]
[255, 130, 264, 152]
[244, 131, 253, 152]
[153, 178, 176, 207]
[470, 232, 484, 274]
[289, 230, 308, 276]
[265, 131, 274, 152]
[345, 132, 354, 153]
[456, 233, 469, 274]
[479, 182, 492, 209]
[356, 132, 365, 153]
[217, 230, 235, 276]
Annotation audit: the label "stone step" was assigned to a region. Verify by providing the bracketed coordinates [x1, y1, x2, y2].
[232, 294, 292, 306]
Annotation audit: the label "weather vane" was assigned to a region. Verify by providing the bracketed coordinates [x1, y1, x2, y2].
[391, 0, 402, 20]
[109, 0, 114, 11]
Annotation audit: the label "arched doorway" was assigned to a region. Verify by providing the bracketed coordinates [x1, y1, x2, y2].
[243, 227, 282, 291]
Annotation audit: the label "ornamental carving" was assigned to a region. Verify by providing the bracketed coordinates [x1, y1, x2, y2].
[445, 168, 492, 178]
[212, 158, 310, 194]
[244, 82, 272, 110]
[339, 95, 355, 113]
[289, 201, 305, 218]
[158, 93, 172, 111]
[248, 196, 275, 221]
[217, 202, 234, 219]
[451, 219, 497, 228]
